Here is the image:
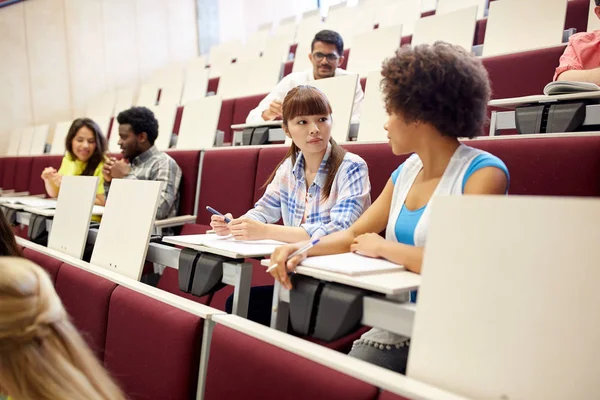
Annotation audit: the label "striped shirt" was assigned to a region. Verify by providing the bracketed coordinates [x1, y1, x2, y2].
[104, 145, 182, 220]
[245, 144, 371, 239]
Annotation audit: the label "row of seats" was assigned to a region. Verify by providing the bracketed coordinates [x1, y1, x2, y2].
[5, 134, 600, 331]
[18, 242, 422, 400]
[5, 132, 600, 233]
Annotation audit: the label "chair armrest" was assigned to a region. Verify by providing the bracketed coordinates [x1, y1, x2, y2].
[154, 214, 197, 228]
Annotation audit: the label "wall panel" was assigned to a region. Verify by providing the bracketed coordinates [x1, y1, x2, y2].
[0, 2, 33, 153]
[167, 0, 198, 64]
[24, 0, 72, 124]
[64, 0, 108, 118]
[135, 0, 170, 82]
[102, 0, 140, 91]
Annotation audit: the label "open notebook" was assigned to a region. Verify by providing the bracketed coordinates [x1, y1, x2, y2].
[162, 234, 285, 257]
[0, 197, 57, 209]
[300, 252, 404, 276]
[543, 81, 600, 96]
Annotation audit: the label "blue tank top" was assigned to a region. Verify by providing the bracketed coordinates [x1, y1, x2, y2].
[390, 153, 509, 302]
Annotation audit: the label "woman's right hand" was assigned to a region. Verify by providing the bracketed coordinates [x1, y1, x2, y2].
[210, 214, 233, 236]
[268, 242, 308, 290]
[41, 167, 57, 181]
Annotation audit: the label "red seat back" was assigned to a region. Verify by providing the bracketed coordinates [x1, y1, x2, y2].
[232, 93, 267, 126]
[483, 45, 566, 99]
[29, 155, 62, 195]
[204, 323, 379, 400]
[22, 248, 62, 284]
[218, 98, 236, 143]
[166, 150, 201, 216]
[2, 157, 18, 190]
[196, 147, 260, 224]
[55, 263, 117, 360]
[342, 143, 409, 200]
[378, 392, 411, 400]
[253, 146, 289, 203]
[103, 286, 203, 400]
[468, 136, 600, 196]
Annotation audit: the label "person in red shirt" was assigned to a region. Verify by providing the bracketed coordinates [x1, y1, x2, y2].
[554, 0, 600, 82]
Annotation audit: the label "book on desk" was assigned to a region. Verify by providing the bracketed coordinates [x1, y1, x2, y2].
[162, 233, 286, 258]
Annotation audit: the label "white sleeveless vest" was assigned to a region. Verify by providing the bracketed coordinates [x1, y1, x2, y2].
[361, 144, 487, 346]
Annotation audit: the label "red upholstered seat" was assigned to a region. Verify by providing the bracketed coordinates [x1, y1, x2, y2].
[253, 146, 289, 203]
[217, 98, 235, 143]
[1, 157, 18, 190]
[157, 267, 212, 305]
[166, 150, 201, 216]
[360, 77, 367, 92]
[342, 143, 410, 200]
[204, 323, 379, 400]
[13, 157, 33, 192]
[22, 248, 62, 284]
[232, 93, 267, 126]
[29, 155, 62, 196]
[207, 77, 219, 94]
[483, 45, 567, 100]
[103, 286, 203, 400]
[468, 136, 600, 196]
[283, 60, 293, 77]
[0, 157, 5, 188]
[196, 147, 260, 225]
[173, 106, 184, 134]
[180, 224, 211, 235]
[378, 391, 412, 400]
[55, 263, 117, 360]
[565, 0, 589, 34]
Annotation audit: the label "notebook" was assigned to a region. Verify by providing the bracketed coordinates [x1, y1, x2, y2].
[543, 81, 600, 96]
[0, 197, 57, 209]
[300, 252, 404, 276]
[162, 234, 285, 257]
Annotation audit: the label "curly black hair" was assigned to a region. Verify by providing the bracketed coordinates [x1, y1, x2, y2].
[381, 42, 491, 139]
[116, 106, 159, 145]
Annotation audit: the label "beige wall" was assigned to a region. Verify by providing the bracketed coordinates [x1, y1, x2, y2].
[0, 0, 198, 154]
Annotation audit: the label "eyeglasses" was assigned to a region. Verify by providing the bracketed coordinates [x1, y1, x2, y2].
[312, 52, 340, 62]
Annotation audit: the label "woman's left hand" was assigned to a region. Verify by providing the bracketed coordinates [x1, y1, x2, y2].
[350, 233, 385, 258]
[229, 218, 267, 241]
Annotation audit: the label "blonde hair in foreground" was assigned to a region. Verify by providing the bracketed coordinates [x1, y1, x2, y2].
[0, 257, 126, 400]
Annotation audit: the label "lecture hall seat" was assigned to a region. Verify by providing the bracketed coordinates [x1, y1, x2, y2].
[103, 286, 204, 400]
[55, 263, 117, 361]
[22, 247, 62, 284]
[28, 155, 62, 196]
[204, 323, 380, 400]
[217, 98, 236, 143]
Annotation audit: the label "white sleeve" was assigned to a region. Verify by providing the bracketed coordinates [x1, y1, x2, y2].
[350, 77, 365, 124]
[245, 74, 296, 123]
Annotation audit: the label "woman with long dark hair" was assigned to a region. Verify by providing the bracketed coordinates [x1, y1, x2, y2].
[0, 211, 21, 257]
[41, 118, 107, 207]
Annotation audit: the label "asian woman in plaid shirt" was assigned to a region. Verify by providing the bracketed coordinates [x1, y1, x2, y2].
[210, 85, 372, 325]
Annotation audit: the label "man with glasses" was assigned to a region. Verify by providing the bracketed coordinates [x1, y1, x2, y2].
[246, 30, 364, 123]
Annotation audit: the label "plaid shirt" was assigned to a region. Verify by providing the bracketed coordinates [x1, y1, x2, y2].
[245, 144, 371, 239]
[104, 145, 182, 220]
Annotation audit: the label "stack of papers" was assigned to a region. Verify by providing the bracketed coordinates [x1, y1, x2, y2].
[543, 81, 600, 96]
[300, 252, 404, 276]
[162, 234, 285, 257]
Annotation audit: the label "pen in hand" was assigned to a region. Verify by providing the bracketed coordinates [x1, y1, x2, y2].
[266, 239, 320, 273]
